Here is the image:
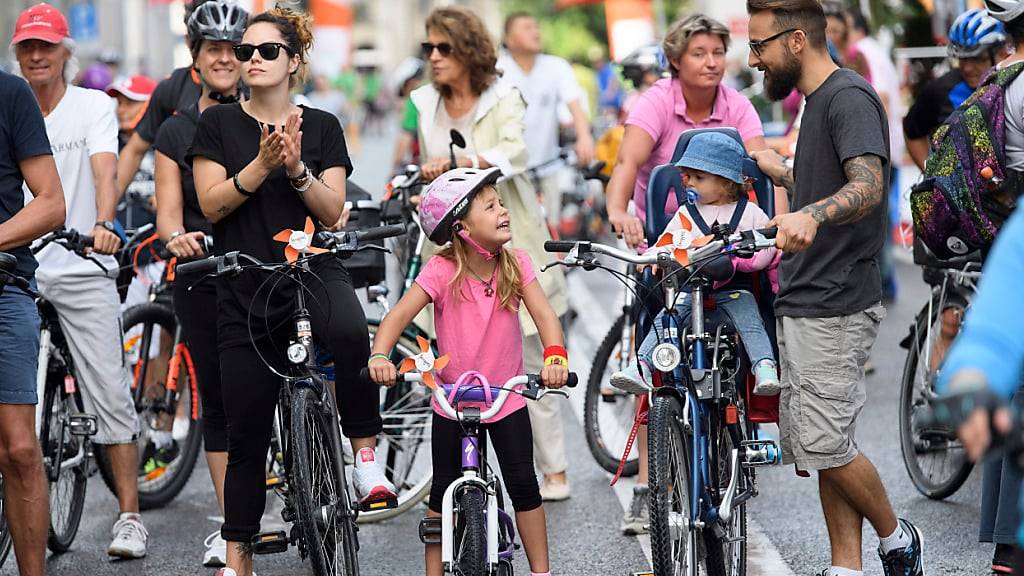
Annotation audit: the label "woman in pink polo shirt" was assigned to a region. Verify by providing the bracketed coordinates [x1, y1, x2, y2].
[605, 14, 769, 536]
[607, 14, 768, 248]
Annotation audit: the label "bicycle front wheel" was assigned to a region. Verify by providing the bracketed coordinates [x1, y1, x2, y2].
[41, 377, 88, 553]
[292, 386, 359, 576]
[649, 394, 700, 576]
[585, 312, 640, 476]
[899, 292, 973, 500]
[454, 486, 488, 576]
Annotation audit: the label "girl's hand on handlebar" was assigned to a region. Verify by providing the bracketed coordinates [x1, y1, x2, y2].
[368, 357, 398, 387]
[541, 364, 569, 389]
[167, 231, 207, 259]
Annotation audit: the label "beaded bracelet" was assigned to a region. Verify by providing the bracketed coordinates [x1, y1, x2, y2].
[367, 353, 389, 367]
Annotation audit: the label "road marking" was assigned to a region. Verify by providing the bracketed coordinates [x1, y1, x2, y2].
[568, 274, 794, 575]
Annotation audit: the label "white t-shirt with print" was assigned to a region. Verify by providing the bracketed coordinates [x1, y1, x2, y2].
[497, 52, 583, 175]
[25, 85, 119, 278]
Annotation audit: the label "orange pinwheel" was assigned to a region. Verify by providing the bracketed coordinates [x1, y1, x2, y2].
[654, 212, 695, 266]
[398, 335, 449, 390]
[273, 217, 328, 264]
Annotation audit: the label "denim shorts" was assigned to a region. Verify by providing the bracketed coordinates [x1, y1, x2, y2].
[0, 279, 40, 404]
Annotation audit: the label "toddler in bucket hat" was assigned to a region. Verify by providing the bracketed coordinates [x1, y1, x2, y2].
[674, 131, 747, 186]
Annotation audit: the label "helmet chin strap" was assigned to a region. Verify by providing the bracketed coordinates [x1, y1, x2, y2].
[456, 228, 500, 261]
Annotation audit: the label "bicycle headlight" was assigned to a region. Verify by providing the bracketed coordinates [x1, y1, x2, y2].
[651, 343, 682, 372]
[287, 342, 308, 365]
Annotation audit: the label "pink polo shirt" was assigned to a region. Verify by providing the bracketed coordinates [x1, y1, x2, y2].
[626, 78, 763, 223]
[415, 249, 537, 423]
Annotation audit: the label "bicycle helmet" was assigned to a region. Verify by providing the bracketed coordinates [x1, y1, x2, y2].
[986, 0, 1024, 23]
[948, 9, 1007, 58]
[420, 167, 501, 245]
[187, 0, 248, 45]
[78, 63, 112, 91]
[618, 43, 666, 88]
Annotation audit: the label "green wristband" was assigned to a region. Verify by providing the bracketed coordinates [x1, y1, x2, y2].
[367, 353, 389, 366]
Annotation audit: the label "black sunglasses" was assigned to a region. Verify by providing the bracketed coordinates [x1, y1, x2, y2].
[421, 42, 454, 58]
[748, 28, 801, 57]
[233, 42, 294, 62]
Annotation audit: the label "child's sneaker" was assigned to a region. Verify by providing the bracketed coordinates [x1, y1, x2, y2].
[352, 447, 397, 506]
[610, 361, 652, 395]
[621, 485, 650, 535]
[752, 359, 780, 396]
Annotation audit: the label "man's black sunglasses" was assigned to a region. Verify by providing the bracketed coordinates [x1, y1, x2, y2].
[421, 42, 454, 57]
[748, 28, 801, 57]
[233, 42, 294, 62]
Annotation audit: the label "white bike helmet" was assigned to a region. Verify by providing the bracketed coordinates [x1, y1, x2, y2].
[188, 0, 248, 44]
[420, 167, 501, 245]
[986, 0, 1024, 23]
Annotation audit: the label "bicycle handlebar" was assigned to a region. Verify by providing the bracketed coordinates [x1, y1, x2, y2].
[544, 227, 778, 268]
[359, 368, 577, 421]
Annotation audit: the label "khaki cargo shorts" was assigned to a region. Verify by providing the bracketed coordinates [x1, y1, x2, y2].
[777, 304, 885, 471]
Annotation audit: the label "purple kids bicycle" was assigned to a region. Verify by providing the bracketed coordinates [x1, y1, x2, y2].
[387, 370, 576, 576]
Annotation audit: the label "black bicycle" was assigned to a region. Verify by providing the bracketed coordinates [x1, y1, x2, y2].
[177, 222, 407, 576]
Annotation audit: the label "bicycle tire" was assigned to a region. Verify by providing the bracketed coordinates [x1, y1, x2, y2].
[359, 324, 432, 523]
[585, 312, 639, 477]
[454, 486, 488, 576]
[292, 386, 359, 576]
[899, 292, 973, 500]
[0, 476, 13, 568]
[99, 302, 203, 510]
[649, 394, 700, 576]
[41, 374, 88, 554]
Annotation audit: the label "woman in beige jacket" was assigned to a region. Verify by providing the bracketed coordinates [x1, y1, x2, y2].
[410, 5, 572, 504]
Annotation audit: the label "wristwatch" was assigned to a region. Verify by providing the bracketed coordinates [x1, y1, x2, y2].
[95, 220, 116, 233]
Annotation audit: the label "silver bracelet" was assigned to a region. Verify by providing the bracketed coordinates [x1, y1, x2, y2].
[168, 230, 186, 242]
[293, 168, 314, 195]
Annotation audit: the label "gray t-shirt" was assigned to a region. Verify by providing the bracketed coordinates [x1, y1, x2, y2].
[1002, 66, 1024, 171]
[777, 68, 890, 318]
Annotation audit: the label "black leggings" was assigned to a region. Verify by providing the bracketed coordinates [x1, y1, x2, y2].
[219, 269, 377, 543]
[428, 407, 541, 514]
[173, 279, 226, 452]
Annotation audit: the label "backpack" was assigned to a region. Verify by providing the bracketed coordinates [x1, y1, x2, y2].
[911, 61, 1024, 260]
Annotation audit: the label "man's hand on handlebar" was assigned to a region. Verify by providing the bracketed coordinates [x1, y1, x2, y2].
[608, 209, 644, 248]
[368, 357, 398, 388]
[767, 211, 817, 253]
[91, 225, 122, 255]
[166, 231, 208, 259]
[541, 363, 569, 389]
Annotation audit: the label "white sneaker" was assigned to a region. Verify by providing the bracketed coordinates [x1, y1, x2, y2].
[610, 361, 652, 395]
[540, 478, 571, 502]
[352, 447, 397, 504]
[108, 513, 148, 559]
[752, 359, 780, 396]
[203, 530, 227, 567]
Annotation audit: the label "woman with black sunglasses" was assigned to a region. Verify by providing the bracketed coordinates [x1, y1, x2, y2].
[188, 9, 394, 576]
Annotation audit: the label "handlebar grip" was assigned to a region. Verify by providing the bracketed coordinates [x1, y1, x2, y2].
[566, 372, 578, 388]
[756, 228, 777, 239]
[78, 233, 94, 248]
[544, 241, 577, 253]
[360, 366, 407, 385]
[175, 256, 219, 277]
[357, 224, 408, 243]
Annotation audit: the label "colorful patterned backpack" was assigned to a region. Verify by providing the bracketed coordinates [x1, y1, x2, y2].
[911, 61, 1024, 260]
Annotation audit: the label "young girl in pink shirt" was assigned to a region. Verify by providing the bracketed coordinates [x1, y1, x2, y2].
[368, 167, 569, 576]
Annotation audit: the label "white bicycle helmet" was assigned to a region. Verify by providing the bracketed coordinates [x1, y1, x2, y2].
[420, 167, 501, 245]
[986, 0, 1024, 23]
[188, 0, 248, 44]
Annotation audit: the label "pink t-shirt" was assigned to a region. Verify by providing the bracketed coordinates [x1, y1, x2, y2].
[626, 78, 764, 223]
[415, 249, 537, 423]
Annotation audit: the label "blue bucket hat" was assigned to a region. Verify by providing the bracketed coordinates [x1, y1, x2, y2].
[674, 132, 746, 184]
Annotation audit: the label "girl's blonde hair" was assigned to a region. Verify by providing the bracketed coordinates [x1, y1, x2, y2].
[439, 238, 523, 310]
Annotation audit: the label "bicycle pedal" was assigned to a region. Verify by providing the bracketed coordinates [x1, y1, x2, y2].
[68, 414, 98, 437]
[360, 495, 398, 512]
[632, 572, 655, 576]
[740, 439, 781, 467]
[265, 474, 285, 490]
[419, 516, 442, 545]
[251, 531, 289, 555]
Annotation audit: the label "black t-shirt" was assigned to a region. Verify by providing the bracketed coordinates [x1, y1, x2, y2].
[0, 71, 52, 279]
[188, 103, 353, 348]
[154, 104, 210, 236]
[779, 68, 890, 318]
[135, 67, 202, 144]
[903, 69, 970, 141]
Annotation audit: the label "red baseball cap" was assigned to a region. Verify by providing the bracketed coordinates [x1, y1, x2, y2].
[106, 75, 158, 102]
[10, 3, 70, 46]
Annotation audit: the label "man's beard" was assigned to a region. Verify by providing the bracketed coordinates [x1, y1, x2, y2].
[764, 52, 802, 101]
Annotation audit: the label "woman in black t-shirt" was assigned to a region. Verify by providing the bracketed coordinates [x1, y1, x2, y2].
[189, 10, 394, 573]
[153, 1, 247, 566]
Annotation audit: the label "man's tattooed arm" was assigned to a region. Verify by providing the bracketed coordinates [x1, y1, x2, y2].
[799, 154, 884, 226]
[776, 165, 795, 191]
[217, 205, 234, 217]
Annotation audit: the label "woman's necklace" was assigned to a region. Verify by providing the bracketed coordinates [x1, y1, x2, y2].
[467, 266, 495, 297]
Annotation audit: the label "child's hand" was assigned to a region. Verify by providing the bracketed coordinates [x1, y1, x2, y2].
[368, 357, 398, 387]
[541, 364, 569, 389]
